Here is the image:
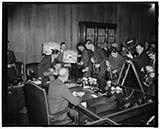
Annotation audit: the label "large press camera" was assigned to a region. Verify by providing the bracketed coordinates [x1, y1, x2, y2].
[121, 37, 138, 58]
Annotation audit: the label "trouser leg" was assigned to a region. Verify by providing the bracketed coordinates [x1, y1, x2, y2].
[68, 108, 79, 124]
[97, 71, 107, 91]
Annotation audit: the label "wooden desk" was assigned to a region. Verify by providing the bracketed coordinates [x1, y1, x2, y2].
[69, 86, 118, 125]
[26, 81, 156, 125]
[69, 85, 156, 125]
[69, 86, 99, 101]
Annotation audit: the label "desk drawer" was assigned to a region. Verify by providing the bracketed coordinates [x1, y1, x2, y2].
[87, 96, 117, 114]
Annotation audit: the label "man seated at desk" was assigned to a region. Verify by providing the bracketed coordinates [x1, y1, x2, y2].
[83, 39, 106, 91]
[48, 67, 82, 124]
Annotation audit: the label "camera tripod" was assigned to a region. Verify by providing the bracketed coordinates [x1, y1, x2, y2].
[117, 60, 144, 93]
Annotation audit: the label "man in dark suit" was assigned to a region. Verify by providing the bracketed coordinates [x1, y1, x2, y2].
[38, 49, 60, 85]
[102, 41, 111, 58]
[146, 50, 156, 96]
[58, 42, 66, 62]
[84, 39, 107, 91]
[126, 44, 150, 82]
[100, 47, 125, 89]
[7, 41, 16, 84]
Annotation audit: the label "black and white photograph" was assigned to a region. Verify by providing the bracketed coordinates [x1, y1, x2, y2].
[2, 1, 158, 127]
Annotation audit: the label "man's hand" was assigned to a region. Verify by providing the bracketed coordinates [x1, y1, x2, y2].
[95, 64, 100, 68]
[126, 52, 133, 59]
[72, 91, 85, 97]
[112, 69, 117, 74]
[64, 63, 71, 67]
[106, 60, 110, 66]
[77, 54, 82, 57]
[8, 64, 12, 68]
[140, 67, 144, 72]
[91, 57, 96, 63]
[77, 61, 83, 65]
[43, 68, 55, 76]
[49, 68, 54, 72]
[82, 67, 89, 72]
[106, 67, 111, 71]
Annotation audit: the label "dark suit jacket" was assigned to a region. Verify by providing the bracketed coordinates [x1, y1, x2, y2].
[82, 47, 106, 77]
[8, 50, 16, 81]
[132, 51, 150, 68]
[81, 49, 92, 68]
[100, 53, 124, 74]
[92, 47, 107, 65]
[103, 47, 111, 58]
[8, 50, 16, 64]
[38, 55, 52, 77]
[108, 54, 125, 74]
[38, 55, 59, 85]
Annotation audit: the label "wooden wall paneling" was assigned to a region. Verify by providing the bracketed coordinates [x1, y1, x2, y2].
[36, 5, 45, 61]
[8, 6, 14, 49]
[71, 4, 79, 50]
[8, 5, 26, 63]
[65, 4, 72, 50]
[78, 4, 94, 22]
[34, 5, 43, 62]
[102, 4, 117, 23]
[117, 4, 130, 43]
[30, 5, 38, 63]
[116, 4, 121, 44]
[53, 4, 58, 41]
[57, 4, 67, 44]
[20, 5, 27, 65]
[91, 5, 99, 22]
[7, 3, 156, 69]
[37, 5, 47, 44]
[25, 5, 36, 64]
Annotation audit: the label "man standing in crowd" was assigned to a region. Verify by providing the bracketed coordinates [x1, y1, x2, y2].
[126, 44, 150, 81]
[100, 47, 125, 90]
[38, 49, 60, 85]
[7, 40, 16, 84]
[146, 50, 156, 96]
[106, 47, 125, 83]
[83, 39, 107, 91]
[102, 41, 111, 58]
[58, 42, 66, 62]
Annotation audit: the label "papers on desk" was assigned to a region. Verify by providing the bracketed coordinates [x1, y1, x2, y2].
[91, 94, 98, 98]
[46, 81, 51, 84]
[65, 83, 76, 88]
[98, 92, 107, 96]
[83, 85, 90, 89]
[81, 102, 87, 108]
[32, 80, 42, 85]
[72, 91, 85, 97]
[8, 84, 24, 89]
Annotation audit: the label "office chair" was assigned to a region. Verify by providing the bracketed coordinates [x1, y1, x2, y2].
[24, 82, 74, 125]
[26, 63, 39, 80]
